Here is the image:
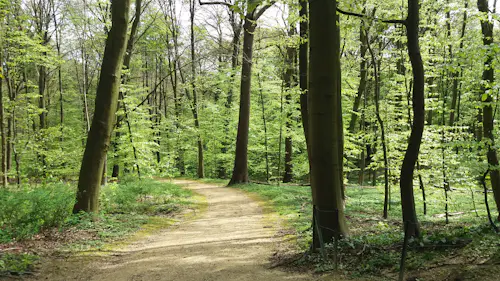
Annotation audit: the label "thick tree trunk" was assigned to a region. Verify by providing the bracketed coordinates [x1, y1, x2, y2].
[478, 0, 500, 221]
[309, 0, 348, 244]
[73, 0, 131, 214]
[400, 0, 424, 237]
[228, 17, 256, 185]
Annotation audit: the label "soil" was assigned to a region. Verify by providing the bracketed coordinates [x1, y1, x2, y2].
[12, 179, 350, 281]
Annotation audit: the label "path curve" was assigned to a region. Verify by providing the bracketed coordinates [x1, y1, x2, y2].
[27, 179, 324, 281]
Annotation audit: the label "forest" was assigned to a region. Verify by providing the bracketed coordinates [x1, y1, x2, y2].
[0, 0, 499, 280]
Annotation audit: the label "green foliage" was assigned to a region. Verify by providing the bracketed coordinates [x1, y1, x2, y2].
[100, 178, 193, 215]
[0, 253, 38, 276]
[0, 184, 74, 243]
[234, 182, 499, 278]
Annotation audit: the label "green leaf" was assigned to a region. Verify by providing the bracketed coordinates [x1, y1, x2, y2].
[482, 93, 489, 101]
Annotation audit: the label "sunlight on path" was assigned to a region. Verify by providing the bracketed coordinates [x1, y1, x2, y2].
[26, 179, 351, 281]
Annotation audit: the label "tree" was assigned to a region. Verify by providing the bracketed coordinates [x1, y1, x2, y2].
[478, 0, 500, 221]
[399, 0, 424, 237]
[73, 0, 131, 213]
[308, 0, 348, 243]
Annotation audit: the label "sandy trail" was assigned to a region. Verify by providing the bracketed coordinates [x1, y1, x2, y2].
[25, 179, 329, 281]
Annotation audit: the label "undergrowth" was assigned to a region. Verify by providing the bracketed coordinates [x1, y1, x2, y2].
[0, 178, 194, 276]
[230, 181, 500, 280]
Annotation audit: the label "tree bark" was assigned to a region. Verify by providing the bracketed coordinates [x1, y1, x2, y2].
[400, 0, 424, 237]
[228, 16, 256, 185]
[309, 0, 348, 243]
[73, 0, 131, 213]
[0, 51, 7, 187]
[283, 27, 296, 183]
[366, 31, 390, 219]
[478, 0, 500, 221]
[299, 0, 310, 169]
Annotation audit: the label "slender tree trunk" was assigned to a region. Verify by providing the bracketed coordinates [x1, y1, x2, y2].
[299, 0, 310, 169]
[0, 53, 7, 187]
[257, 72, 270, 182]
[190, 0, 204, 178]
[309, 0, 348, 244]
[478, 0, 500, 221]
[400, 0, 424, 237]
[282, 27, 296, 183]
[73, 0, 131, 214]
[366, 32, 390, 219]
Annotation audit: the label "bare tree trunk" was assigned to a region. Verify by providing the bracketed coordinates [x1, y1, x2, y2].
[366, 31, 390, 219]
[478, 0, 500, 221]
[228, 17, 256, 185]
[73, 0, 131, 214]
[0, 52, 7, 187]
[400, 0, 424, 237]
[282, 27, 296, 183]
[257, 71, 269, 182]
[309, 0, 348, 245]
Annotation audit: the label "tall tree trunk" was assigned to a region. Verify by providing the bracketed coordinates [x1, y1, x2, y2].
[0, 52, 7, 187]
[309, 0, 348, 244]
[400, 0, 424, 237]
[478, 0, 500, 221]
[283, 27, 296, 183]
[190, 0, 204, 178]
[257, 71, 270, 182]
[299, 0, 310, 164]
[73, 0, 131, 213]
[228, 16, 256, 185]
[366, 31, 390, 219]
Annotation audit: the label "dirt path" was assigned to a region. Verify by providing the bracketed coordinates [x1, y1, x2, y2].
[25, 179, 336, 281]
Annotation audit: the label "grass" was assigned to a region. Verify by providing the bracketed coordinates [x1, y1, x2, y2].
[0, 178, 197, 276]
[228, 180, 500, 280]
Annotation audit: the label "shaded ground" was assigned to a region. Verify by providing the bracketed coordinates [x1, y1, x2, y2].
[12, 179, 351, 281]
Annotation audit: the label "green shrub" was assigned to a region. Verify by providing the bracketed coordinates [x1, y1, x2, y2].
[0, 183, 75, 243]
[100, 179, 192, 215]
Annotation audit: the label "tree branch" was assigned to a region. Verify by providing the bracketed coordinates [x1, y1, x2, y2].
[337, 7, 406, 25]
[198, 0, 232, 7]
[254, 2, 275, 19]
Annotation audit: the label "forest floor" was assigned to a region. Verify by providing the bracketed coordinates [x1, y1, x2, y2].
[6, 179, 355, 281]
